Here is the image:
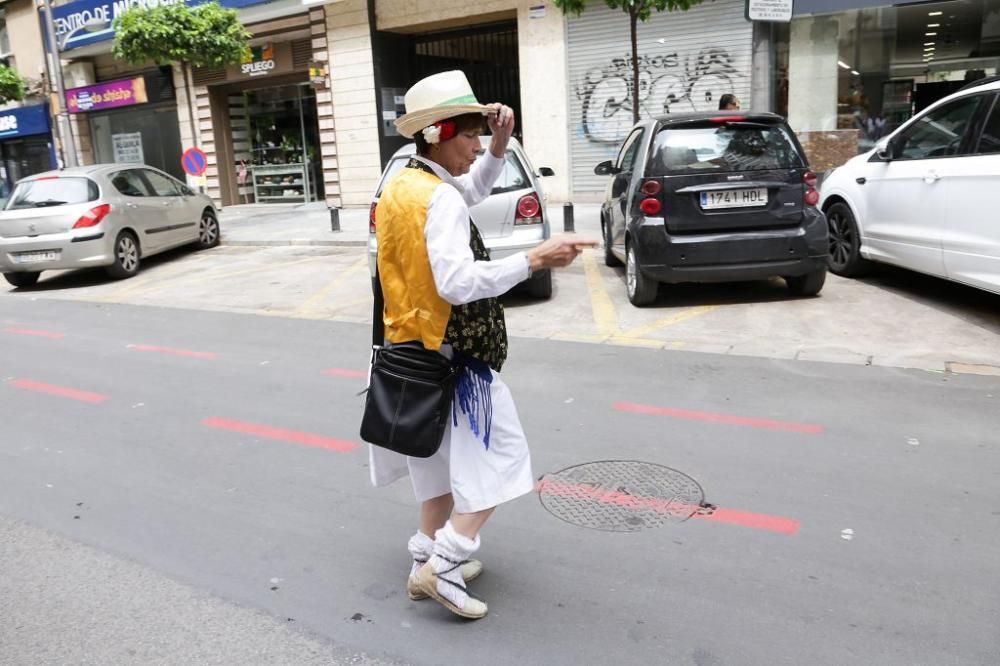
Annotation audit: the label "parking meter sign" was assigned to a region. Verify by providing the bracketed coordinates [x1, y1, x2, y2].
[746, 0, 793, 22]
[182, 147, 208, 177]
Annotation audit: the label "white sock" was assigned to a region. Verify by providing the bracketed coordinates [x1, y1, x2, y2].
[428, 521, 480, 608]
[407, 531, 434, 579]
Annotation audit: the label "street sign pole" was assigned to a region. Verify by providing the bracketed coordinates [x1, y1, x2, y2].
[182, 147, 209, 194]
[41, 0, 78, 168]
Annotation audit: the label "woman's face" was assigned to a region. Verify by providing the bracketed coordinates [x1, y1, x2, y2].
[726, 100, 741, 111]
[430, 129, 483, 176]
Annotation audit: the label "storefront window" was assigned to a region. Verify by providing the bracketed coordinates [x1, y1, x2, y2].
[0, 10, 10, 57]
[90, 106, 184, 180]
[777, 0, 1000, 169]
[237, 83, 323, 204]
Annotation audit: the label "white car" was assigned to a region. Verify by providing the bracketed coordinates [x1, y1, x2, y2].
[820, 76, 1000, 295]
[369, 137, 555, 299]
[0, 164, 219, 288]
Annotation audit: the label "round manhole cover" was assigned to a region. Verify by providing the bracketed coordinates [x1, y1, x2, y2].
[537, 460, 705, 532]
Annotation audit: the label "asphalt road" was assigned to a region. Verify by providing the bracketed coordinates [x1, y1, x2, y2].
[2, 297, 999, 665]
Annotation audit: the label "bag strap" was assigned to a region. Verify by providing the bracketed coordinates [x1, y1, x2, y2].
[372, 264, 385, 346]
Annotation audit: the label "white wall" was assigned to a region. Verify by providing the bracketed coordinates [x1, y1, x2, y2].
[517, 2, 570, 202]
[787, 16, 840, 132]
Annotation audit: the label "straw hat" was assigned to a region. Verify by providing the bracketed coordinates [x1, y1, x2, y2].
[394, 71, 491, 139]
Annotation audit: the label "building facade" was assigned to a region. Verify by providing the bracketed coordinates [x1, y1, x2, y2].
[22, 0, 986, 208]
[781, 0, 1000, 171]
[0, 0, 58, 198]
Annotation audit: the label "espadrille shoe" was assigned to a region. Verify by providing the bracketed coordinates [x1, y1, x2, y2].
[407, 558, 483, 600]
[414, 561, 488, 619]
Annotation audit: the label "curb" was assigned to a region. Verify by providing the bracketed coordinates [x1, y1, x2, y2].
[220, 239, 368, 247]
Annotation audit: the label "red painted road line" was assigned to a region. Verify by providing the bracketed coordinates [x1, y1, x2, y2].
[536, 478, 800, 535]
[613, 401, 823, 435]
[128, 344, 216, 360]
[324, 368, 367, 379]
[10, 379, 109, 404]
[3, 327, 65, 339]
[693, 507, 800, 535]
[202, 417, 359, 453]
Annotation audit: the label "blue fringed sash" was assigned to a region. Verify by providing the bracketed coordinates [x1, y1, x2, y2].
[453, 353, 493, 449]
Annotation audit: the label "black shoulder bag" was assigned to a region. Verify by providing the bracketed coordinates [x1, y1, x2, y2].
[359, 268, 458, 458]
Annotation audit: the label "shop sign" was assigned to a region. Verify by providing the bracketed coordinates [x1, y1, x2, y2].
[745, 0, 793, 23]
[309, 61, 327, 89]
[66, 76, 148, 113]
[241, 45, 277, 77]
[380, 87, 407, 138]
[51, 0, 274, 52]
[0, 104, 52, 140]
[112, 132, 144, 164]
[226, 42, 294, 81]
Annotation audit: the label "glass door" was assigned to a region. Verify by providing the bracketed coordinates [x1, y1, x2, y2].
[240, 83, 323, 204]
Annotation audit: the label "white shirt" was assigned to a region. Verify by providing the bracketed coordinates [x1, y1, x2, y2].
[414, 153, 530, 305]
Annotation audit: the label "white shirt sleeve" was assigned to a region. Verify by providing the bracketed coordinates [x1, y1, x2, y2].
[425, 184, 530, 305]
[454, 150, 505, 208]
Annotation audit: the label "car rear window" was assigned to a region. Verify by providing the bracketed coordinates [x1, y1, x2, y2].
[375, 151, 529, 197]
[648, 124, 805, 175]
[5, 177, 100, 210]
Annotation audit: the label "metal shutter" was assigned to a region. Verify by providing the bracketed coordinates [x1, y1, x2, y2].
[566, 0, 754, 196]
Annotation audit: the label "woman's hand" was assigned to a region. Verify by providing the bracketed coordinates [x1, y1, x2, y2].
[486, 103, 515, 157]
[526, 237, 598, 273]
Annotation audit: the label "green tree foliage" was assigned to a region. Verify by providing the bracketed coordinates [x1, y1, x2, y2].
[112, 1, 251, 68]
[554, 0, 705, 123]
[0, 64, 27, 104]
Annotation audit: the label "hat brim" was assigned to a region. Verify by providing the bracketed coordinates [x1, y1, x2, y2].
[394, 104, 492, 139]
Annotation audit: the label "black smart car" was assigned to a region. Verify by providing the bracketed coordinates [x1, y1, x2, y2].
[597, 112, 828, 306]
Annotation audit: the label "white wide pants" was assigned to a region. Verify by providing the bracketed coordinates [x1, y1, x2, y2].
[368, 370, 534, 514]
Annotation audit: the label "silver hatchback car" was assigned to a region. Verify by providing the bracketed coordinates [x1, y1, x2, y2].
[369, 137, 555, 298]
[0, 164, 219, 288]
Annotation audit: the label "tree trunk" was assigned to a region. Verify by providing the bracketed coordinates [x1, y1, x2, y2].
[630, 7, 640, 124]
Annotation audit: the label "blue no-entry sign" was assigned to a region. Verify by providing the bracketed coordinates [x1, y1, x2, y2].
[182, 147, 208, 177]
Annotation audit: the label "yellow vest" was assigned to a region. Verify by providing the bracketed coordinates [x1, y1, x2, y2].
[375, 167, 452, 350]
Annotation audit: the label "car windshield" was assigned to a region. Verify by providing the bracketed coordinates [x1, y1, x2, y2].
[5, 177, 99, 210]
[375, 151, 529, 197]
[648, 124, 804, 175]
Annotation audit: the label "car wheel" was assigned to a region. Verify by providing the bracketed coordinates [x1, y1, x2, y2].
[626, 242, 657, 306]
[525, 269, 552, 300]
[3, 272, 40, 288]
[196, 209, 220, 249]
[786, 268, 827, 297]
[603, 216, 622, 268]
[106, 231, 140, 279]
[826, 202, 869, 277]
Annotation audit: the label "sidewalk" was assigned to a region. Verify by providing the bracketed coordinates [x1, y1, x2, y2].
[217, 202, 603, 247]
[0, 515, 399, 665]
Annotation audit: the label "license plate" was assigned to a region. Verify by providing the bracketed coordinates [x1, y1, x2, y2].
[15, 250, 60, 264]
[700, 188, 768, 209]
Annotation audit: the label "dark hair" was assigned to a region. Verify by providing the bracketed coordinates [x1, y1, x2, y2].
[718, 94, 739, 110]
[413, 113, 488, 155]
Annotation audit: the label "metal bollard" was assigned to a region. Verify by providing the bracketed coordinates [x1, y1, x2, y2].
[563, 202, 575, 233]
[329, 206, 340, 232]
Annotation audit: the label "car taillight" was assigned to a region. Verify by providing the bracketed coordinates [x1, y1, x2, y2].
[72, 203, 111, 229]
[803, 171, 819, 207]
[369, 201, 377, 233]
[514, 192, 542, 225]
[639, 178, 664, 216]
[639, 197, 662, 216]
[710, 115, 748, 123]
[640, 179, 662, 196]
